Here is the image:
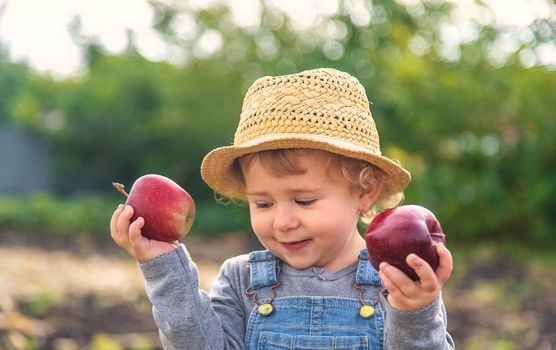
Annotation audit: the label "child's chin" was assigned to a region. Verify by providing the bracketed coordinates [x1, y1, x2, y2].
[283, 256, 314, 270]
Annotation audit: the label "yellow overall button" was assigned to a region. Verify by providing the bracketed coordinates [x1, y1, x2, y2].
[359, 305, 375, 318]
[258, 303, 274, 316]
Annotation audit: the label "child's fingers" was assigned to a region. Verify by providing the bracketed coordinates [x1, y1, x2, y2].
[435, 244, 453, 284]
[379, 262, 412, 299]
[116, 205, 134, 238]
[128, 217, 145, 246]
[378, 266, 396, 294]
[379, 263, 417, 310]
[110, 204, 125, 240]
[406, 254, 437, 293]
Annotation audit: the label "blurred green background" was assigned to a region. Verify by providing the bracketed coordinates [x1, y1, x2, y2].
[1, 0, 555, 349]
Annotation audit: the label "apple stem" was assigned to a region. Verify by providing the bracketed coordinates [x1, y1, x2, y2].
[112, 182, 129, 198]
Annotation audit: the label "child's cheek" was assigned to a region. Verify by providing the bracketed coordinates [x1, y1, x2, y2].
[249, 211, 269, 238]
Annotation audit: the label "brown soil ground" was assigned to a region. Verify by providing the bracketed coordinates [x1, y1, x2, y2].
[0, 231, 555, 350]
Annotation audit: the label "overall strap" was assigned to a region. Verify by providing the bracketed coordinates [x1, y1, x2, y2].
[247, 250, 280, 290]
[356, 248, 382, 287]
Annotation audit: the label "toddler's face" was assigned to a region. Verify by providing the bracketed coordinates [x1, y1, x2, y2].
[242, 149, 367, 272]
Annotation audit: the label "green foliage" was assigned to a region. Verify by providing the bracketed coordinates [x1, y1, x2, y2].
[0, 193, 249, 235]
[194, 200, 251, 233]
[1, 0, 555, 247]
[0, 194, 119, 235]
[0, 56, 31, 123]
[37, 55, 243, 198]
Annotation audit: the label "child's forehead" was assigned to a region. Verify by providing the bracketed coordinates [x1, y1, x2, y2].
[244, 148, 338, 169]
[260, 148, 335, 160]
[242, 148, 346, 180]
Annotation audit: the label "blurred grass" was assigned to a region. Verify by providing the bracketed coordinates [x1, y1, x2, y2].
[445, 244, 556, 349]
[0, 231, 555, 349]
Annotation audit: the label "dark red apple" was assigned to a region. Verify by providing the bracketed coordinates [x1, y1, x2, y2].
[364, 205, 446, 281]
[113, 174, 195, 242]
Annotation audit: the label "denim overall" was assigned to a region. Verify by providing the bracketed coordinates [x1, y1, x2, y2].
[244, 249, 385, 350]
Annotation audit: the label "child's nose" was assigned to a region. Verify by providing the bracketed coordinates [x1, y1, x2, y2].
[273, 205, 300, 231]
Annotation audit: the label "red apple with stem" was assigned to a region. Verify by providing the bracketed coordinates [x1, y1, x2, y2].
[113, 174, 195, 242]
[364, 205, 446, 281]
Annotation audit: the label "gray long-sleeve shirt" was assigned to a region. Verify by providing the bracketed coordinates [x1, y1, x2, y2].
[139, 244, 455, 349]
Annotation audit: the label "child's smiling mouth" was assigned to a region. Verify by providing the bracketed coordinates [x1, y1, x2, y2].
[282, 239, 312, 251]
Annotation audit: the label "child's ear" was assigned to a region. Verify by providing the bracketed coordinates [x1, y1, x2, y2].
[358, 177, 384, 213]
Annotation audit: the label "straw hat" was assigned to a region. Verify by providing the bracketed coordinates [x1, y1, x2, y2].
[201, 68, 411, 200]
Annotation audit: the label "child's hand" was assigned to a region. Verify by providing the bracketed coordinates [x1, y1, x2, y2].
[378, 244, 453, 311]
[110, 204, 178, 262]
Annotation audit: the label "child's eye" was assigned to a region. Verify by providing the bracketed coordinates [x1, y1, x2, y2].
[295, 199, 317, 206]
[254, 201, 273, 209]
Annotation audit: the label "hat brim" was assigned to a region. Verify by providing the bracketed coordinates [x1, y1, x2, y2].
[201, 133, 411, 201]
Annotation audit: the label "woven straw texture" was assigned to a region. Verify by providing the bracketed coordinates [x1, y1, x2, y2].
[201, 68, 411, 200]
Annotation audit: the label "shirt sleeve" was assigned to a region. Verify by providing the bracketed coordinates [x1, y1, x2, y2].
[138, 244, 247, 350]
[382, 293, 455, 349]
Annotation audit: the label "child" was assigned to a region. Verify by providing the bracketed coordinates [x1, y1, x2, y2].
[111, 68, 455, 349]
